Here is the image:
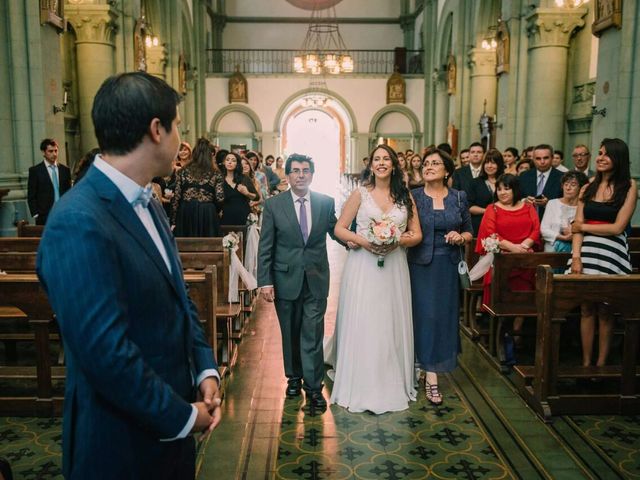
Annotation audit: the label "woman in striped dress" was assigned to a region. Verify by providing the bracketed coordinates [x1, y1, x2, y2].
[569, 138, 637, 367]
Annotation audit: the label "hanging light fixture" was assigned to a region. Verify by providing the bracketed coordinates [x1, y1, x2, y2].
[293, 3, 353, 74]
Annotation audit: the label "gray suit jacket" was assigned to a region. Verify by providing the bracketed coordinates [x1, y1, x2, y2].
[257, 190, 337, 300]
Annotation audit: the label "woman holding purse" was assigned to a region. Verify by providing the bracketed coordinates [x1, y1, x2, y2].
[408, 147, 473, 405]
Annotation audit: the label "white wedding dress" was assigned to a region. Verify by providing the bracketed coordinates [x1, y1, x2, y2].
[326, 187, 416, 414]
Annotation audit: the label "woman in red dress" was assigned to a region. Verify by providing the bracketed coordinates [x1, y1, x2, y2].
[475, 174, 541, 334]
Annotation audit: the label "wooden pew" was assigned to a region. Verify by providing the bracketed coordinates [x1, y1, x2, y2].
[0, 274, 62, 416]
[513, 265, 640, 420]
[16, 220, 44, 237]
[180, 250, 240, 368]
[0, 238, 41, 253]
[177, 234, 251, 337]
[480, 252, 571, 371]
[460, 239, 483, 339]
[0, 267, 221, 416]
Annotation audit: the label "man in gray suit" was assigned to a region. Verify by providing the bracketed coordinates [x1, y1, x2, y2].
[257, 154, 338, 414]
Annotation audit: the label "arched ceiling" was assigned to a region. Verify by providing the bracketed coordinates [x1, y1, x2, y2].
[285, 0, 343, 10]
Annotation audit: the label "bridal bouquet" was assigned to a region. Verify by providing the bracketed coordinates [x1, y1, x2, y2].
[469, 234, 501, 282]
[481, 234, 501, 254]
[365, 215, 404, 267]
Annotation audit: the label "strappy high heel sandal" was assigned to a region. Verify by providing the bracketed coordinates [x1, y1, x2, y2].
[425, 381, 443, 406]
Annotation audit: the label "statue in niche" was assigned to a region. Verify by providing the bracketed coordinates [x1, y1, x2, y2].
[592, 0, 622, 37]
[446, 54, 456, 96]
[229, 66, 248, 103]
[39, 0, 64, 30]
[386, 69, 405, 104]
[496, 18, 509, 75]
[178, 53, 187, 96]
[134, 17, 147, 72]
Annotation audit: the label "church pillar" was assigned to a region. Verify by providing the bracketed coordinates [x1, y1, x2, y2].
[66, 4, 118, 153]
[432, 69, 449, 144]
[524, 7, 586, 149]
[467, 48, 497, 143]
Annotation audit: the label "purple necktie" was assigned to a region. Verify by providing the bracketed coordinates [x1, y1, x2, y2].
[297, 198, 308, 243]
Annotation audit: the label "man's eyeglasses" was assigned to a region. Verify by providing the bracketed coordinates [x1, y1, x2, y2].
[290, 168, 311, 175]
[572, 153, 589, 158]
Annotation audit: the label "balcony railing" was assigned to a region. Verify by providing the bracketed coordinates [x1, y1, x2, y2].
[206, 49, 423, 75]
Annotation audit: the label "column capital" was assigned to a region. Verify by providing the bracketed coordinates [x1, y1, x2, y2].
[467, 48, 496, 77]
[526, 7, 586, 50]
[65, 4, 118, 45]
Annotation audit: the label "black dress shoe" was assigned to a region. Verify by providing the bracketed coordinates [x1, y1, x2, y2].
[305, 392, 327, 416]
[286, 379, 302, 398]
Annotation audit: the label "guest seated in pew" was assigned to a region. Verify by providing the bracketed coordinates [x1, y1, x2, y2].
[540, 171, 588, 252]
[37, 72, 221, 479]
[475, 174, 541, 338]
[569, 138, 637, 367]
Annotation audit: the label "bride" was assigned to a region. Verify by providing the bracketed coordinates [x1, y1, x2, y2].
[326, 144, 422, 414]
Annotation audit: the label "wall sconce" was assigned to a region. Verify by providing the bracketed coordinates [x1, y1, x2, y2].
[591, 95, 606, 117]
[53, 89, 69, 114]
[555, 0, 589, 7]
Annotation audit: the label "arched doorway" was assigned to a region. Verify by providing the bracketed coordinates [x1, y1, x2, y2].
[279, 93, 353, 197]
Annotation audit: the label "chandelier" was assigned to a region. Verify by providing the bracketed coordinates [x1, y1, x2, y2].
[293, 4, 353, 75]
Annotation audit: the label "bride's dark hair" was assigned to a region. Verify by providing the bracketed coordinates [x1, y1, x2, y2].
[364, 144, 413, 219]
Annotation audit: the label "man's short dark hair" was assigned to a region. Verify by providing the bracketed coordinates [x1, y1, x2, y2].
[460, 148, 469, 155]
[437, 143, 453, 155]
[285, 154, 315, 175]
[40, 138, 58, 151]
[92, 72, 182, 155]
[534, 144, 554, 156]
[554, 150, 564, 160]
[469, 141, 485, 151]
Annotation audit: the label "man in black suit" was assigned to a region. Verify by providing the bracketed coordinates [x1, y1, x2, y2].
[452, 142, 484, 195]
[27, 138, 72, 225]
[520, 143, 563, 219]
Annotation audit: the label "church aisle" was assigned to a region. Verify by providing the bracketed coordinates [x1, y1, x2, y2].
[196, 292, 512, 479]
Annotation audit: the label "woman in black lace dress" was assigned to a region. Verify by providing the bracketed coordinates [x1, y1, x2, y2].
[170, 138, 224, 236]
[219, 151, 259, 225]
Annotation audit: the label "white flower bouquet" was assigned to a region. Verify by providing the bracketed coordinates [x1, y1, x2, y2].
[365, 215, 404, 267]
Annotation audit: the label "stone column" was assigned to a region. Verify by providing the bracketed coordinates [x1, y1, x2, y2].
[66, 4, 118, 153]
[524, 7, 586, 148]
[432, 68, 449, 144]
[467, 48, 497, 143]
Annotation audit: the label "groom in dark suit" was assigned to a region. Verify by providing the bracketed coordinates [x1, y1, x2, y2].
[37, 72, 220, 479]
[258, 154, 338, 414]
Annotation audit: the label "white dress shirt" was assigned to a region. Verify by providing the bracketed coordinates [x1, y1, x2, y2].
[470, 165, 482, 179]
[94, 155, 219, 440]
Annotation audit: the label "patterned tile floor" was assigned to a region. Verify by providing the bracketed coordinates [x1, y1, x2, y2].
[2, 244, 640, 479]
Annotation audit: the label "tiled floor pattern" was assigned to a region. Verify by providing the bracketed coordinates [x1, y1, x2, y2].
[0, 417, 62, 480]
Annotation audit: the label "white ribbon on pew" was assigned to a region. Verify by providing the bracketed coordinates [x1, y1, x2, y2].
[223, 232, 257, 303]
[244, 222, 260, 280]
[468, 252, 494, 282]
[228, 251, 257, 302]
